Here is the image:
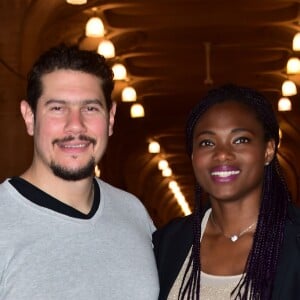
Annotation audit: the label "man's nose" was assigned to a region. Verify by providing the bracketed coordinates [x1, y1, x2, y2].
[64, 109, 87, 134]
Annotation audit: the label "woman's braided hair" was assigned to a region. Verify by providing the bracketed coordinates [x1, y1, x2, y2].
[179, 84, 291, 299]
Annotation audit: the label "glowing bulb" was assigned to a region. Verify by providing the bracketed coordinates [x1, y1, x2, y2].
[293, 32, 300, 51]
[97, 39, 115, 59]
[282, 80, 297, 96]
[130, 103, 144, 118]
[278, 97, 292, 111]
[85, 17, 104, 37]
[162, 167, 172, 177]
[66, 0, 87, 4]
[287, 57, 300, 74]
[148, 141, 160, 153]
[122, 87, 137, 102]
[158, 160, 168, 170]
[112, 63, 127, 80]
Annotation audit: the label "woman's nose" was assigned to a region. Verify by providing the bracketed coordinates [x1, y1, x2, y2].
[213, 144, 234, 162]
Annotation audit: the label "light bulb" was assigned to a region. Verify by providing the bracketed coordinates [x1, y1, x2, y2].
[97, 40, 115, 59]
[85, 17, 104, 37]
[130, 103, 144, 118]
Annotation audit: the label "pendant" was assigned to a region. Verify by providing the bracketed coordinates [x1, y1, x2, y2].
[230, 235, 238, 242]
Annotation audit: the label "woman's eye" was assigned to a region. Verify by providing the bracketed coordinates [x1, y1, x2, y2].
[199, 140, 214, 147]
[235, 137, 250, 144]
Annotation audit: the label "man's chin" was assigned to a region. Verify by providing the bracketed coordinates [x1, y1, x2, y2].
[50, 159, 95, 181]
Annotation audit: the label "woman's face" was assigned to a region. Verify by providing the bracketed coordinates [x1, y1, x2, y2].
[192, 100, 275, 204]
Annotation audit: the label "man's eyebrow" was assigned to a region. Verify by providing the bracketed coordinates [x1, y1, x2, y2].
[82, 99, 104, 106]
[44, 99, 104, 106]
[44, 99, 66, 106]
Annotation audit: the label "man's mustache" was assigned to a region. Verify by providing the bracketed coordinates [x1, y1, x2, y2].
[52, 135, 96, 146]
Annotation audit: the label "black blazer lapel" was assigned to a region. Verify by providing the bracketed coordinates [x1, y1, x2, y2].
[153, 215, 194, 300]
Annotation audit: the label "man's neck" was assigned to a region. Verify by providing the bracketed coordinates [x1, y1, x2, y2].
[20, 167, 95, 214]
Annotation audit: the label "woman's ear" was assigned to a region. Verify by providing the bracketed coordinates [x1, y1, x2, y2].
[264, 139, 276, 165]
[20, 100, 34, 136]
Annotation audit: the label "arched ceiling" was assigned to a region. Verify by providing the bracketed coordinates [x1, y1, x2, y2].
[1, 0, 300, 227]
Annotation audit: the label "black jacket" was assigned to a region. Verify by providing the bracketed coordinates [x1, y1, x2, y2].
[153, 203, 300, 299]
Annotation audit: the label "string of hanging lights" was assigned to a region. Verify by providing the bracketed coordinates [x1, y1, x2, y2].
[277, 32, 300, 112]
[66, 2, 144, 118]
[147, 140, 191, 216]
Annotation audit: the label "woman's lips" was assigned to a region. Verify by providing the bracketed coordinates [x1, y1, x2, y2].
[210, 166, 240, 183]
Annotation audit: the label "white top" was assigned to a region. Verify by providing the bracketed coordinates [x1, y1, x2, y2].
[167, 209, 243, 299]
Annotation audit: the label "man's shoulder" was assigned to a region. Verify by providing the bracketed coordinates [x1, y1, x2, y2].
[95, 178, 147, 212]
[95, 178, 139, 200]
[0, 178, 14, 200]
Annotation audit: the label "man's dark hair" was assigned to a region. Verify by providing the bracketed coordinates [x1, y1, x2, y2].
[26, 44, 114, 113]
[181, 84, 290, 299]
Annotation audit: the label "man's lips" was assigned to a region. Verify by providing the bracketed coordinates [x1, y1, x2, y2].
[59, 143, 90, 149]
[52, 135, 96, 147]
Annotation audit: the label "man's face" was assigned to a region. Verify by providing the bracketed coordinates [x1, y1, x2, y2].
[21, 69, 116, 181]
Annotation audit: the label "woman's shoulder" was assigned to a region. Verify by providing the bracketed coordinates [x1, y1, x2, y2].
[287, 202, 300, 226]
[155, 214, 193, 235]
[152, 214, 194, 249]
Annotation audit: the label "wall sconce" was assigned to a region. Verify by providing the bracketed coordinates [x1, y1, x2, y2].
[168, 180, 179, 193]
[287, 57, 300, 74]
[278, 97, 292, 111]
[281, 80, 297, 96]
[85, 17, 105, 37]
[97, 39, 115, 58]
[112, 63, 127, 80]
[148, 141, 160, 153]
[130, 103, 145, 118]
[66, 0, 87, 4]
[293, 32, 300, 51]
[162, 167, 172, 177]
[121, 86, 137, 102]
[158, 159, 168, 170]
[176, 193, 191, 216]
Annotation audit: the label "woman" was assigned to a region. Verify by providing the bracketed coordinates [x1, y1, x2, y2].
[153, 84, 300, 299]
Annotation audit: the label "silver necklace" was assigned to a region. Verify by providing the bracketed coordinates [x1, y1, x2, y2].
[210, 213, 256, 242]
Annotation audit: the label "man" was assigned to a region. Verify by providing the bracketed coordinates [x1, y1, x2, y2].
[0, 45, 159, 299]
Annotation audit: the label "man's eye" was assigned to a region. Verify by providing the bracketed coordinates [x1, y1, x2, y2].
[50, 106, 63, 111]
[84, 106, 100, 112]
[88, 106, 98, 111]
[235, 137, 250, 144]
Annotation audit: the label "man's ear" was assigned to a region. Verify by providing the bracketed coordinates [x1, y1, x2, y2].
[108, 101, 117, 137]
[20, 100, 34, 136]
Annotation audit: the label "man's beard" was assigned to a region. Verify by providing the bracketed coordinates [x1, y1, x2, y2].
[50, 157, 96, 181]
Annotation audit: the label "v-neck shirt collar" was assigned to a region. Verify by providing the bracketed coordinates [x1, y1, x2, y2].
[8, 177, 100, 219]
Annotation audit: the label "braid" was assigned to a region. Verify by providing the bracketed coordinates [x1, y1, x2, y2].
[182, 84, 290, 299]
[179, 184, 202, 300]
